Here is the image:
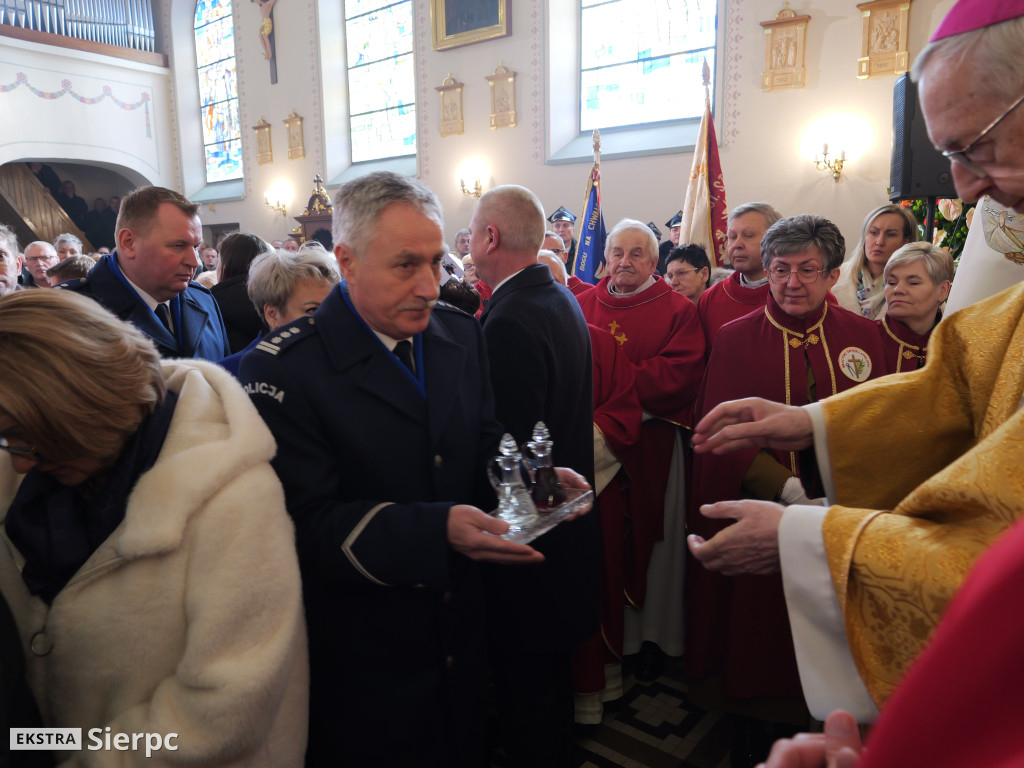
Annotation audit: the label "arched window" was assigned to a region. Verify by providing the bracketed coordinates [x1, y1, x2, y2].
[580, 0, 717, 132]
[345, 0, 416, 163]
[194, 0, 243, 183]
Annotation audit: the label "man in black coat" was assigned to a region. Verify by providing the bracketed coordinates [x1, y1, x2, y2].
[241, 172, 559, 768]
[474, 185, 599, 767]
[59, 186, 230, 361]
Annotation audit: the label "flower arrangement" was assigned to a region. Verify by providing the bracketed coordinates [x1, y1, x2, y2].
[900, 198, 976, 268]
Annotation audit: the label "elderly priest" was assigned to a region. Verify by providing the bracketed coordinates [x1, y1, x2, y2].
[576, 218, 705, 676]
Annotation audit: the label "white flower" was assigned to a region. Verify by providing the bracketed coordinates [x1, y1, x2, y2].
[937, 198, 963, 221]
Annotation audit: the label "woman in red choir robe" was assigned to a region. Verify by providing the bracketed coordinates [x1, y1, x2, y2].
[685, 215, 886, 764]
[878, 242, 953, 374]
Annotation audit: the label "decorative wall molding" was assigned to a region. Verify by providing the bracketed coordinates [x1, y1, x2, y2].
[305, 0, 324, 176]
[530, 0, 542, 164]
[0, 71, 152, 136]
[723, 0, 745, 145]
[415, 0, 431, 181]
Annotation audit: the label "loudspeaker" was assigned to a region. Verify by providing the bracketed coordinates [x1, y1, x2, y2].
[889, 74, 957, 201]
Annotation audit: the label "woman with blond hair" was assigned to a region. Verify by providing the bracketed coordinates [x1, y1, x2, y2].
[218, 246, 341, 376]
[878, 241, 954, 373]
[833, 204, 920, 319]
[0, 290, 308, 766]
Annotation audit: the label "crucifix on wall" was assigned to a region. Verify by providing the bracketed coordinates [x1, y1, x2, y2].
[253, 0, 279, 85]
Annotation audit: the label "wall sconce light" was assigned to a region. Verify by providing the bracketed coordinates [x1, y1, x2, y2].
[815, 143, 846, 182]
[456, 159, 489, 199]
[265, 180, 294, 215]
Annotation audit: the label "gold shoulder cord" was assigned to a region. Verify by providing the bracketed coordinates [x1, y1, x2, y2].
[882, 317, 924, 373]
[763, 306, 799, 474]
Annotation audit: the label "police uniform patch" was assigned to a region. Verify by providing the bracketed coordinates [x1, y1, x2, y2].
[243, 381, 286, 403]
[838, 346, 872, 382]
[253, 316, 316, 356]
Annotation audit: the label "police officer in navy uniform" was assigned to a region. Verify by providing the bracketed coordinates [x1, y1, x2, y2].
[547, 205, 578, 274]
[59, 186, 230, 361]
[241, 172, 587, 768]
[658, 210, 683, 275]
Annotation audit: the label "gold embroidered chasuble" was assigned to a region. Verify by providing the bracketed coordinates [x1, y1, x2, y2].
[820, 281, 1024, 706]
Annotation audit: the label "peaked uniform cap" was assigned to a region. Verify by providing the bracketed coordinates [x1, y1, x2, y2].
[547, 206, 576, 224]
[665, 211, 684, 229]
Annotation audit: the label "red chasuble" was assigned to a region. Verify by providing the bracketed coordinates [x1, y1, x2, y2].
[577, 276, 706, 606]
[576, 275, 705, 424]
[573, 325, 643, 696]
[568, 274, 594, 297]
[685, 293, 886, 700]
[877, 313, 933, 373]
[697, 270, 770, 352]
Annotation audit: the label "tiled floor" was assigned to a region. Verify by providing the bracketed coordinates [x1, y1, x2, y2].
[492, 659, 734, 768]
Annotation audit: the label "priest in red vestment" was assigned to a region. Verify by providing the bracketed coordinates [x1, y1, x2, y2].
[576, 218, 705, 676]
[686, 214, 885, 761]
[876, 242, 953, 374]
[572, 324, 643, 723]
[697, 202, 782, 352]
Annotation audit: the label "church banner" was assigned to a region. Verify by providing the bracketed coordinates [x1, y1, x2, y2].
[681, 60, 729, 267]
[575, 164, 607, 283]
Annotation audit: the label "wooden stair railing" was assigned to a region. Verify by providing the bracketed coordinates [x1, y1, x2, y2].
[0, 162, 95, 251]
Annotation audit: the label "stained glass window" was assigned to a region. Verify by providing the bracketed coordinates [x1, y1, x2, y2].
[345, 0, 416, 163]
[580, 0, 717, 132]
[195, 0, 243, 183]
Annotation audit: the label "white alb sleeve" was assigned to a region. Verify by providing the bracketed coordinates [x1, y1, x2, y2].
[778, 504, 879, 724]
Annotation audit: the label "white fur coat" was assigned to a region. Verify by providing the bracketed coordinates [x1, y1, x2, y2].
[0, 361, 308, 767]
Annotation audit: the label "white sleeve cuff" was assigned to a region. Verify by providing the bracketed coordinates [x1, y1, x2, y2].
[803, 402, 835, 503]
[779, 504, 879, 724]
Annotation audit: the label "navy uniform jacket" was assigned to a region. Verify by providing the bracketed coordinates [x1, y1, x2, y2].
[657, 240, 674, 275]
[240, 284, 503, 768]
[59, 253, 230, 361]
[480, 263, 600, 652]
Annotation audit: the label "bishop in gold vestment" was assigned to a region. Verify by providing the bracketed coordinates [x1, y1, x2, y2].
[690, 281, 1024, 722]
[814, 281, 1024, 706]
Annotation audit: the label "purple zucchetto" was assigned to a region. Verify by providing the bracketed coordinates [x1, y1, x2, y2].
[930, 0, 1024, 42]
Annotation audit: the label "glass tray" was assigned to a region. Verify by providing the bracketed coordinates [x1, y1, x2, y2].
[497, 487, 594, 545]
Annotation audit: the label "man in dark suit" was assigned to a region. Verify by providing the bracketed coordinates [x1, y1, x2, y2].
[240, 171, 555, 768]
[60, 186, 230, 361]
[473, 185, 599, 767]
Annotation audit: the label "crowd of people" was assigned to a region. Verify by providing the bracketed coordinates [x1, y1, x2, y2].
[0, 1, 1022, 766]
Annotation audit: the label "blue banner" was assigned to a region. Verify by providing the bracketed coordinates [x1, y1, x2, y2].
[574, 165, 606, 284]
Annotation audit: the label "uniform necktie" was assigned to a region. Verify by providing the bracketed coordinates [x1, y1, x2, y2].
[155, 303, 173, 334]
[393, 340, 415, 374]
